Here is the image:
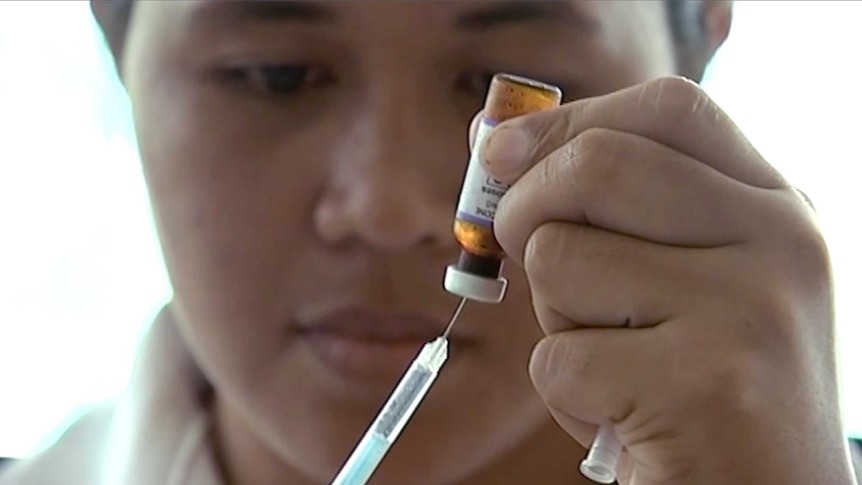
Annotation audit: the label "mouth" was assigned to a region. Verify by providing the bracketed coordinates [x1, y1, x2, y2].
[293, 305, 466, 385]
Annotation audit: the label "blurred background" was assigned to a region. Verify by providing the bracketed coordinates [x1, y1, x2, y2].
[0, 1, 859, 459]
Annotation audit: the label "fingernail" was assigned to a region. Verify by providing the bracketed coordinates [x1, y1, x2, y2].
[482, 126, 531, 180]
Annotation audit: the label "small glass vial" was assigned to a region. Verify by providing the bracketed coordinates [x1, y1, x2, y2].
[444, 74, 562, 303]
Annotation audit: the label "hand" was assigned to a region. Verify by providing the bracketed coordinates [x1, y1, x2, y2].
[480, 76, 855, 485]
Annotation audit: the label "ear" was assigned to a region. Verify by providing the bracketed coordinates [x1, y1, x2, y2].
[672, 0, 733, 82]
[703, 1, 733, 57]
[90, 0, 132, 68]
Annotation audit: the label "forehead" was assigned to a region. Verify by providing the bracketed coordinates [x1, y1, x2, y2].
[132, 1, 669, 38]
[123, 1, 675, 87]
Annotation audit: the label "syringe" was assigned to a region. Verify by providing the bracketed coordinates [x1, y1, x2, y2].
[329, 298, 467, 485]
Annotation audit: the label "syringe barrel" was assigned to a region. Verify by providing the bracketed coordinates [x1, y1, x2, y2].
[330, 338, 448, 485]
[330, 432, 390, 485]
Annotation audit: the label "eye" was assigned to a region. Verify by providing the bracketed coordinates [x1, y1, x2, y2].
[218, 64, 332, 97]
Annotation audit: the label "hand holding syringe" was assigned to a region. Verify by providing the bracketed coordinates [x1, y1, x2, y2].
[330, 74, 620, 485]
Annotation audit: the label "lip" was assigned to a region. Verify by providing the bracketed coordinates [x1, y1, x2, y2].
[296, 306, 450, 341]
[294, 305, 461, 384]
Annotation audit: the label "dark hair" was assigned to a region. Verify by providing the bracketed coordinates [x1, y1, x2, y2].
[97, 0, 712, 81]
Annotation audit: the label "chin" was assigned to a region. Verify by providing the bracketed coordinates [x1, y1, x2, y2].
[249, 379, 551, 485]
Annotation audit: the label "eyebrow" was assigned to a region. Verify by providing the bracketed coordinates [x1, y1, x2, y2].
[455, 2, 601, 33]
[188, 1, 336, 29]
[187, 1, 600, 33]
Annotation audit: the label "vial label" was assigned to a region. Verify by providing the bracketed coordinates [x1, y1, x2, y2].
[456, 117, 507, 228]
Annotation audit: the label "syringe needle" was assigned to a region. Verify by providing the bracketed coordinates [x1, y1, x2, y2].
[442, 297, 467, 339]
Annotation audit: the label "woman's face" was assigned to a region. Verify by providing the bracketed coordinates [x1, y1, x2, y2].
[122, 1, 677, 483]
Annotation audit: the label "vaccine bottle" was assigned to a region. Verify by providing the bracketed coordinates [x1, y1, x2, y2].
[444, 74, 562, 303]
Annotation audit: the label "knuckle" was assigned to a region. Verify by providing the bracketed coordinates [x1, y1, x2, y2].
[751, 238, 831, 349]
[783, 224, 832, 284]
[747, 289, 799, 342]
[713, 358, 768, 417]
[568, 128, 622, 198]
[679, 297, 806, 420]
[683, 354, 765, 418]
[644, 75, 711, 122]
[725, 283, 802, 364]
[570, 127, 616, 157]
[534, 146, 571, 195]
[531, 110, 577, 161]
[523, 223, 563, 291]
[762, 191, 833, 307]
[793, 187, 817, 213]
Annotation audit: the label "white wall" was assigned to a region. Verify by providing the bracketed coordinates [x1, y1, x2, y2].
[0, 1, 170, 458]
[0, 1, 859, 458]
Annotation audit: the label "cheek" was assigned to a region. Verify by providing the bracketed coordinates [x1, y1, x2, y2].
[131, 78, 331, 363]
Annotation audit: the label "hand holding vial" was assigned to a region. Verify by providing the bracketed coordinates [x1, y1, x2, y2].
[479, 76, 841, 485]
[332, 73, 844, 485]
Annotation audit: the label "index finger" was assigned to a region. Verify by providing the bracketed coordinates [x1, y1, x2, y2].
[481, 76, 788, 190]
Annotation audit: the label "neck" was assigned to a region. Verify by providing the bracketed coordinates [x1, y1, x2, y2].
[212, 394, 596, 485]
[455, 420, 596, 485]
[212, 397, 316, 485]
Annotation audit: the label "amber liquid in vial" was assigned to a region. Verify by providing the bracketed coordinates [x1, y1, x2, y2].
[453, 74, 562, 280]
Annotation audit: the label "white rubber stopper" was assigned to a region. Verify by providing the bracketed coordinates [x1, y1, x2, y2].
[443, 265, 507, 304]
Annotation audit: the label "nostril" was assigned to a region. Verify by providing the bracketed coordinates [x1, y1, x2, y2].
[313, 200, 350, 244]
[354, 207, 424, 249]
[314, 173, 455, 250]
[313, 192, 425, 249]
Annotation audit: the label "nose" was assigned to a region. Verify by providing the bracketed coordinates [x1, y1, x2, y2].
[313, 94, 457, 251]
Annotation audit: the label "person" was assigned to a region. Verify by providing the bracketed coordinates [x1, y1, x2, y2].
[1, 1, 860, 484]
